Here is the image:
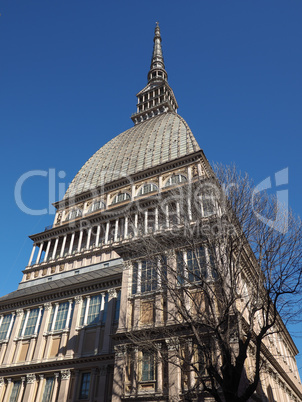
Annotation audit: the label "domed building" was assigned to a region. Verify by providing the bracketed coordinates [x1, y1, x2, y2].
[0, 24, 301, 402]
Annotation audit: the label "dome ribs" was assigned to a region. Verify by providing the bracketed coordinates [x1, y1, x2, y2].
[64, 113, 200, 200]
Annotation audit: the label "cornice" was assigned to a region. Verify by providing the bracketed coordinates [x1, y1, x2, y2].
[0, 275, 122, 313]
[52, 150, 204, 211]
[0, 354, 115, 376]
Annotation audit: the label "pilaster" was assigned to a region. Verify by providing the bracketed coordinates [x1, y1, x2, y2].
[57, 369, 71, 402]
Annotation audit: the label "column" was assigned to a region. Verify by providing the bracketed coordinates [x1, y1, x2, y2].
[118, 265, 130, 331]
[16, 377, 25, 402]
[96, 225, 101, 246]
[165, 204, 169, 228]
[112, 346, 125, 402]
[57, 369, 71, 402]
[21, 309, 30, 337]
[34, 306, 43, 335]
[32, 302, 52, 361]
[105, 222, 109, 244]
[22, 374, 37, 402]
[68, 233, 75, 255]
[36, 242, 44, 264]
[51, 303, 59, 332]
[3, 378, 12, 402]
[60, 234, 67, 258]
[35, 375, 44, 402]
[77, 230, 83, 252]
[155, 207, 158, 231]
[156, 343, 163, 393]
[86, 227, 92, 249]
[166, 339, 181, 400]
[69, 370, 80, 401]
[144, 210, 148, 234]
[83, 296, 90, 326]
[134, 213, 138, 236]
[102, 289, 117, 353]
[114, 219, 119, 242]
[2, 310, 20, 365]
[188, 196, 192, 221]
[51, 373, 60, 402]
[176, 202, 180, 224]
[125, 216, 128, 238]
[44, 239, 52, 262]
[96, 365, 108, 400]
[66, 296, 82, 358]
[0, 378, 5, 401]
[28, 244, 36, 266]
[51, 237, 59, 260]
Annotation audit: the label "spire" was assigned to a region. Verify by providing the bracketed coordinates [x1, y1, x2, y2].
[131, 23, 178, 125]
[148, 22, 167, 82]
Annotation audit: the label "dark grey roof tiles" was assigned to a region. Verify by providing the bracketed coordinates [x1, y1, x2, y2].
[0, 266, 123, 304]
[64, 113, 200, 199]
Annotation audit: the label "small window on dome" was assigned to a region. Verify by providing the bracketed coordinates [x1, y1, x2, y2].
[87, 200, 105, 214]
[111, 192, 131, 205]
[165, 174, 187, 187]
[138, 183, 158, 196]
[65, 208, 82, 221]
[158, 71, 162, 76]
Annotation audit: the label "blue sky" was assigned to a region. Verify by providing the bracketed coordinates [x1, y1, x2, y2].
[1, 0, 302, 374]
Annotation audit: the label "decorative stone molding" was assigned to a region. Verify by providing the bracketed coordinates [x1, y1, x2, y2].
[26, 374, 36, 384]
[39, 374, 44, 380]
[114, 345, 127, 358]
[99, 365, 108, 376]
[44, 302, 52, 311]
[16, 309, 23, 317]
[0, 377, 4, 387]
[123, 261, 132, 270]
[166, 337, 179, 351]
[60, 369, 71, 380]
[74, 295, 83, 304]
[109, 288, 117, 298]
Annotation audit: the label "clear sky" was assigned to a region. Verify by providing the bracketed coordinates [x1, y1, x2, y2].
[1, 0, 302, 375]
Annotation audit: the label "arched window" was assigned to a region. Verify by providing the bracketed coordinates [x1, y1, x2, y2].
[138, 183, 158, 196]
[165, 174, 187, 187]
[111, 192, 131, 205]
[65, 208, 82, 221]
[87, 200, 105, 213]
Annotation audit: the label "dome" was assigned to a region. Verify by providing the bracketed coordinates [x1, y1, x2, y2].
[64, 113, 200, 199]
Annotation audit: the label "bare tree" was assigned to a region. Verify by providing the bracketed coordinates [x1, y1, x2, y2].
[114, 165, 302, 402]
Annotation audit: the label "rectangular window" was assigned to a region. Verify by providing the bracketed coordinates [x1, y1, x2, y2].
[141, 352, 155, 381]
[187, 247, 206, 282]
[141, 261, 157, 293]
[48, 302, 73, 331]
[19, 308, 42, 337]
[42, 377, 54, 402]
[0, 314, 13, 340]
[79, 373, 91, 399]
[87, 295, 102, 325]
[9, 381, 21, 402]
